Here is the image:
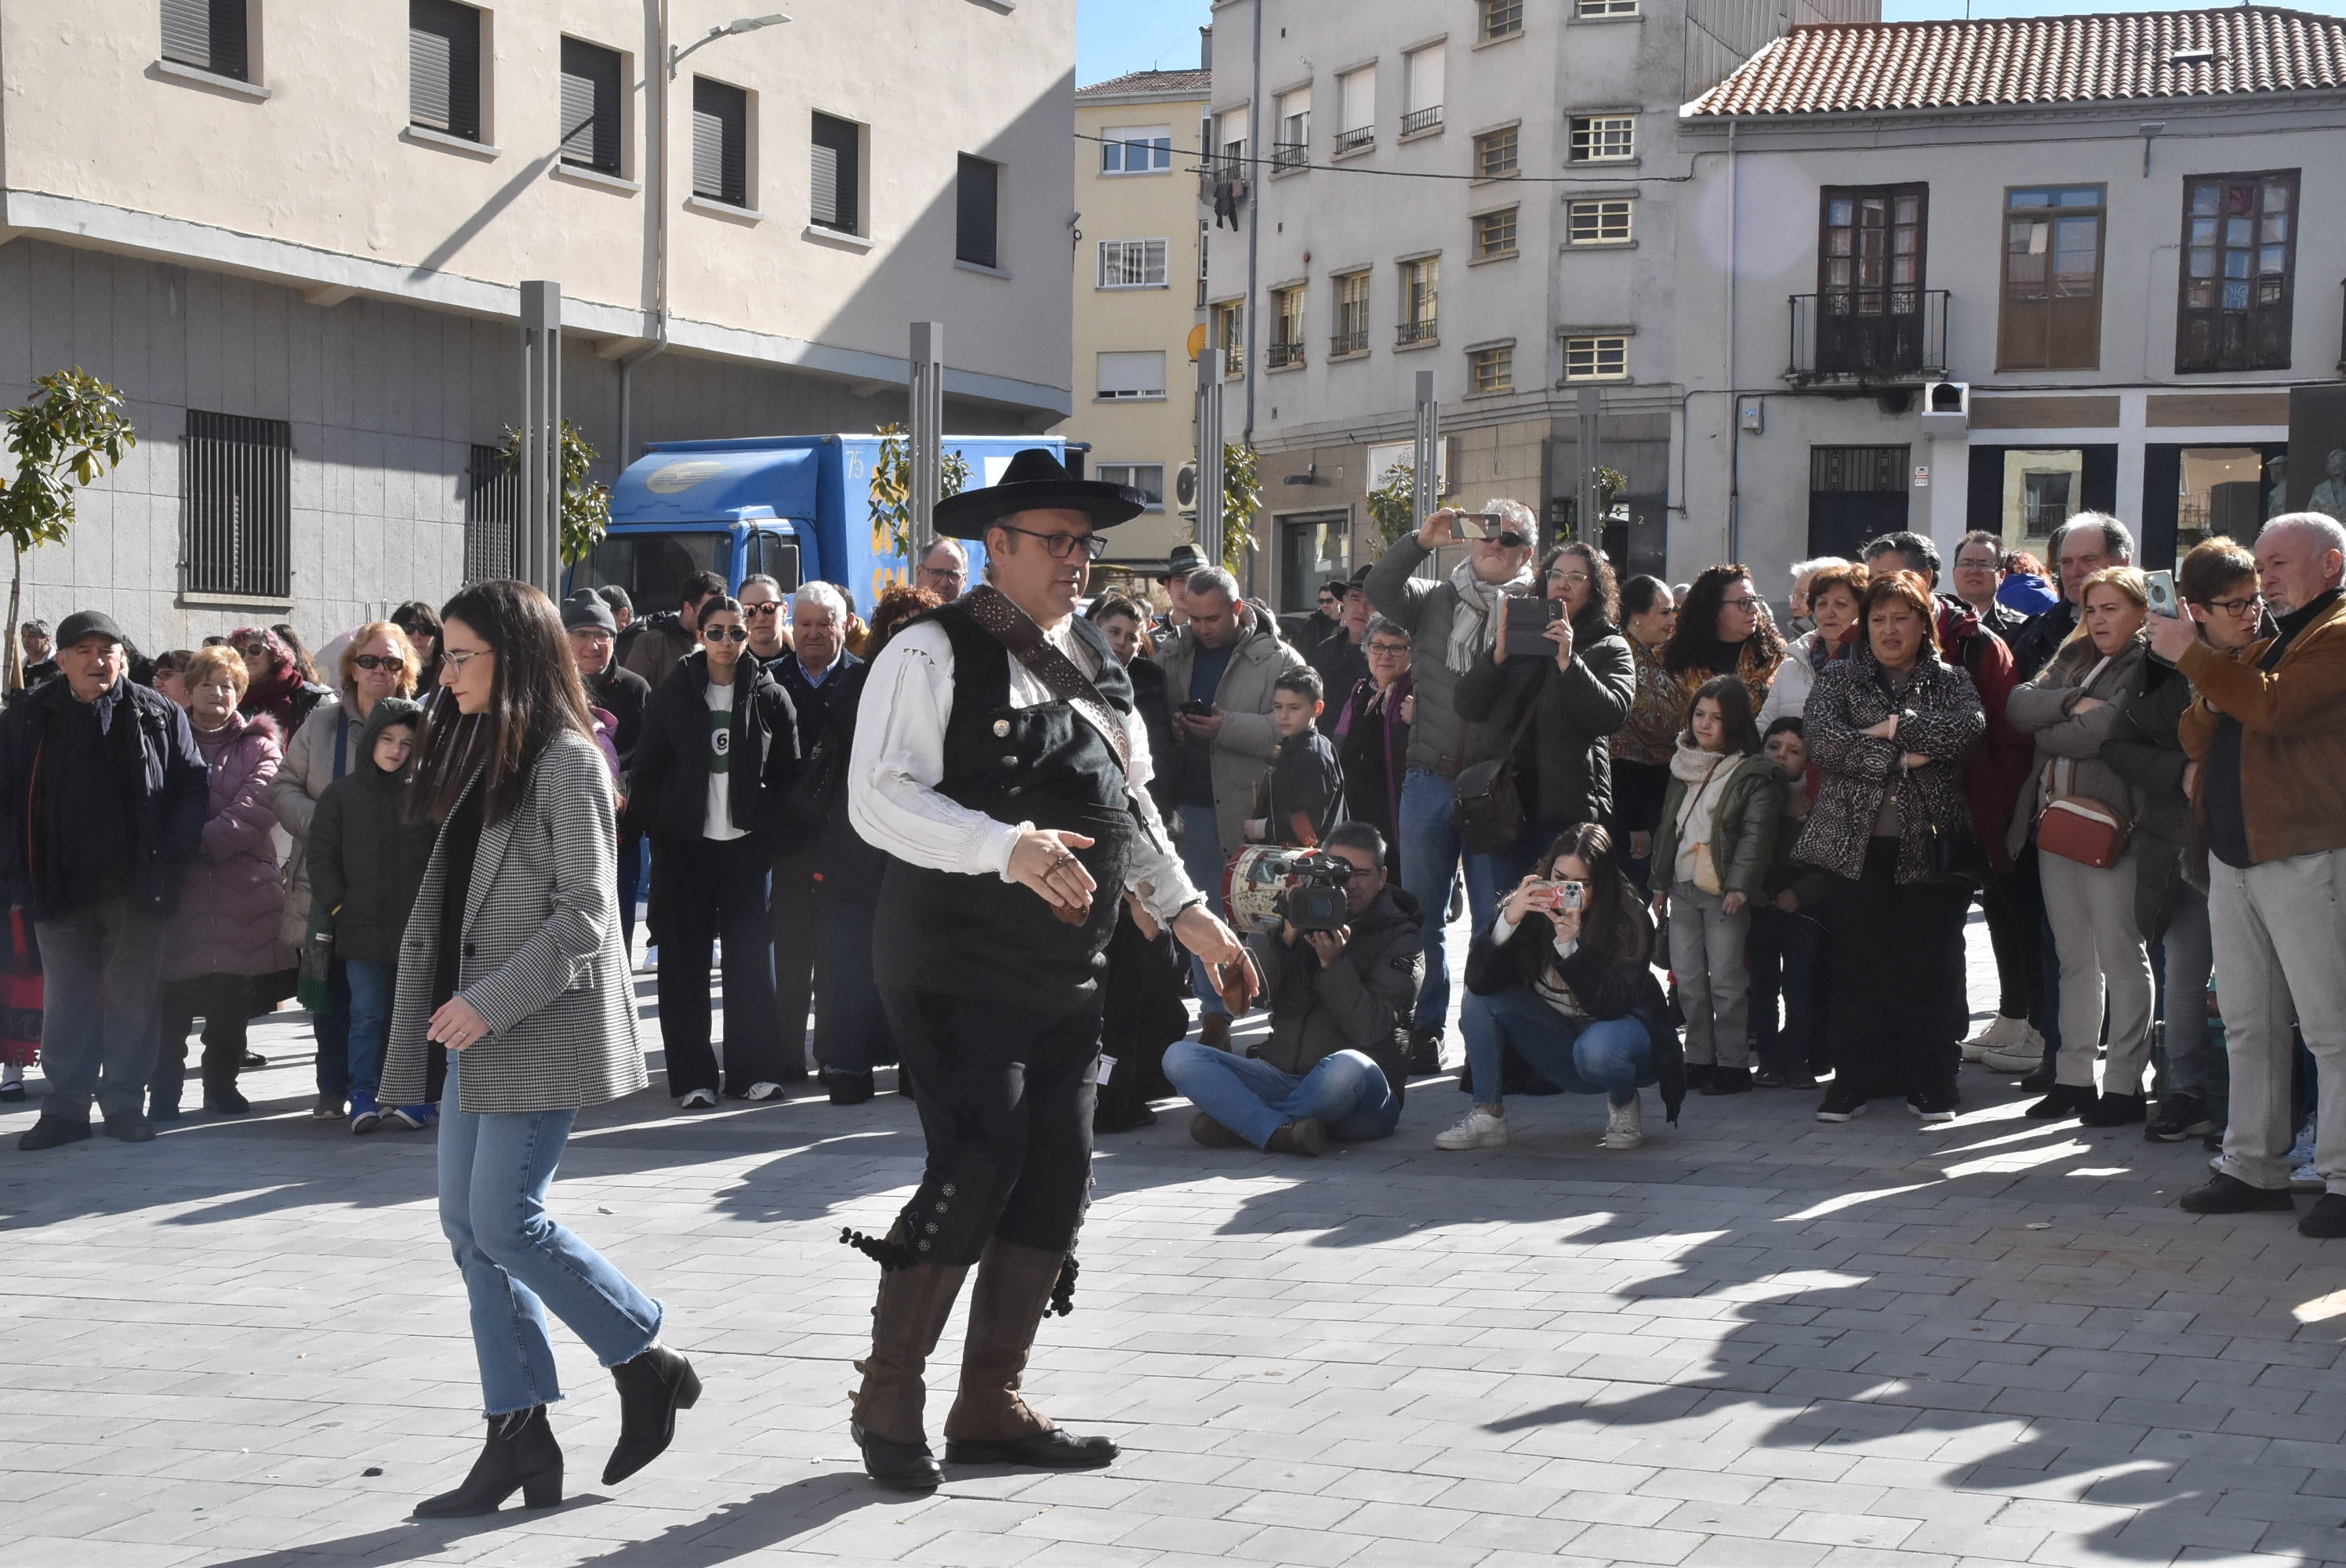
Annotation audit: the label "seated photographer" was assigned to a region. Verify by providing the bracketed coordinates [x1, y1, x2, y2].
[1165, 823, 1423, 1156]
[1436, 822, 1683, 1152]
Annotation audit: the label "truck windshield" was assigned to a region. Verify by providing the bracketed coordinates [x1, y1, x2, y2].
[576, 532, 732, 614]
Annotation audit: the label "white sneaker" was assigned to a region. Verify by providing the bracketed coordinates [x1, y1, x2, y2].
[1961, 1014, 2032, 1062]
[1598, 1095, 1643, 1150]
[743, 1081, 784, 1102]
[2291, 1118, 2322, 1191]
[1981, 1029, 2048, 1075]
[678, 1087, 717, 1109]
[1435, 1108, 1509, 1150]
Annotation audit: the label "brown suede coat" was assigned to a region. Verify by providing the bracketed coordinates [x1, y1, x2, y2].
[2177, 590, 2346, 865]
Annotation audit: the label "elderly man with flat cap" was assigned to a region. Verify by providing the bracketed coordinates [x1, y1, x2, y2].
[844, 448, 1244, 1492]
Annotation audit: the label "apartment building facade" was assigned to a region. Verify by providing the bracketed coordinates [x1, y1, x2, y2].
[0, 0, 1076, 648]
[1069, 64, 1211, 577]
[1201, 0, 1871, 609]
[1674, 5, 2346, 581]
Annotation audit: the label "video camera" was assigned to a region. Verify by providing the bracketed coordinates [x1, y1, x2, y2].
[1222, 845, 1356, 935]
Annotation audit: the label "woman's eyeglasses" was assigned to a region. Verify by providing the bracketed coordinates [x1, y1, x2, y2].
[995, 525, 1109, 561]
[1548, 570, 1592, 587]
[703, 626, 750, 644]
[1720, 595, 1761, 612]
[237, 642, 272, 659]
[1367, 641, 1411, 658]
[2199, 593, 2262, 616]
[350, 654, 404, 671]
[441, 647, 492, 670]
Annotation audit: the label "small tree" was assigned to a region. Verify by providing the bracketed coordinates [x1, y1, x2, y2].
[1219, 441, 1262, 573]
[499, 419, 612, 565]
[868, 423, 970, 567]
[0, 369, 136, 689]
[1365, 458, 1454, 549]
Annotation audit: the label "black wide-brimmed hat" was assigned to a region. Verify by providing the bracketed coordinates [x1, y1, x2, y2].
[932, 448, 1148, 541]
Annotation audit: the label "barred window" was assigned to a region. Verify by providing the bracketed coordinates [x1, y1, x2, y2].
[1569, 115, 1636, 163]
[1469, 345, 1514, 396]
[1473, 126, 1519, 180]
[1096, 239, 1169, 289]
[1563, 335, 1629, 381]
[1480, 0, 1524, 42]
[1474, 209, 1519, 260]
[1567, 198, 1633, 245]
[183, 412, 292, 599]
[464, 443, 521, 584]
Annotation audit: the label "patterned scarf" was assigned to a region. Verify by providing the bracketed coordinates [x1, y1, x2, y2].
[1445, 557, 1533, 675]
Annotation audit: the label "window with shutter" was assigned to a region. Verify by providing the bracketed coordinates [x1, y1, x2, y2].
[559, 38, 623, 175]
[182, 412, 293, 599]
[811, 112, 861, 232]
[161, 0, 247, 80]
[1095, 352, 1167, 400]
[957, 155, 1000, 269]
[409, 0, 481, 141]
[692, 78, 749, 207]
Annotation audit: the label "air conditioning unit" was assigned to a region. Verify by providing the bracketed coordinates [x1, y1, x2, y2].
[1175, 461, 1200, 508]
[1919, 380, 1970, 434]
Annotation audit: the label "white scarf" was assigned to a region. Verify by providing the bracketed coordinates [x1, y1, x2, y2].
[1445, 557, 1534, 675]
[1671, 738, 1733, 852]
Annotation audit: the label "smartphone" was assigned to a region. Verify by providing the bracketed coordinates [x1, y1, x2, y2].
[1502, 595, 1563, 658]
[2145, 569, 2179, 619]
[1559, 880, 1585, 913]
[1178, 699, 1214, 717]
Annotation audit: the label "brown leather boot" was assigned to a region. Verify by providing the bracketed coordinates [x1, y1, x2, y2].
[942, 1240, 1117, 1469]
[850, 1254, 969, 1491]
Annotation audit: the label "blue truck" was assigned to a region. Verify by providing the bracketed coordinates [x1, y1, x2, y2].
[568, 434, 1080, 619]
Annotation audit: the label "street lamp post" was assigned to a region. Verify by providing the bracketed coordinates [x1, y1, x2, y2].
[670, 13, 790, 78]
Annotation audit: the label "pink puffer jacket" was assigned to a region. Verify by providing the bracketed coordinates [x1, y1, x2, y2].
[166, 712, 295, 980]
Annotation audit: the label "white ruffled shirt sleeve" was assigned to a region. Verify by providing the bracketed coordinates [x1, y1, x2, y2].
[848, 619, 1204, 926]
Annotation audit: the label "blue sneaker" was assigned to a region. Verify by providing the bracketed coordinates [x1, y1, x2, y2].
[349, 1094, 381, 1134]
[388, 1104, 438, 1131]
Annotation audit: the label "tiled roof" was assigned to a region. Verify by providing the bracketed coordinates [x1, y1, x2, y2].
[1076, 68, 1214, 100]
[1686, 5, 2346, 117]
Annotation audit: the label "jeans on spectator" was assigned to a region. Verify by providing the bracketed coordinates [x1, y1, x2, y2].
[653, 834, 786, 1096]
[1163, 1039, 1399, 1148]
[2156, 884, 2214, 1099]
[1176, 804, 1230, 1020]
[151, 971, 252, 1112]
[313, 957, 351, 1102]
[1462, 989, 1654, 1109]
[438, 1053, 663, 1415]
[2039, 848, 2155, 1095]
[36, 898, 167, 1123]
[1749, 906, 1825, 1075]
[2206, 848, 2346, 1194]
[344, 958, 398, 1110]
[1398, 767, 1520, 1037]
[1667, 880, 1752, 1069]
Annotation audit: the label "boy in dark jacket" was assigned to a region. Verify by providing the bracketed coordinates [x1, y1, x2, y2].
[1749, 718, 1831, 1087]
[1244, 669, 1347, 848]
[307, 699, 434, 1132]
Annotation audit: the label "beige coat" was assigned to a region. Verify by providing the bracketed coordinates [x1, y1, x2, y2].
[271, 694, 351, 942]
[1154, 606, 1306, 851]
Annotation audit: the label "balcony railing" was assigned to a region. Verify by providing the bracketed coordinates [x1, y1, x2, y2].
[1787, 289, 1951, 384]
[1266, 339, 1306, 369]
[1330, 329, 1368, 357]
[1271, 141, 1308, 171]
[1396, 318, 1438, 346]
[1400, 105, 1443, 136]
[1334, 125, 1374, 155]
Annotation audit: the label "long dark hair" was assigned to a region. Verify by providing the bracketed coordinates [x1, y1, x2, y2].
[1543, 541, 1620, 628]
[412, 580, 595, 828]
[1532, 821, 1648, 970]
[1686, 673, 1763, 757]
[1621, 575, 1671, 620]
[1663, 564, 1785, 678]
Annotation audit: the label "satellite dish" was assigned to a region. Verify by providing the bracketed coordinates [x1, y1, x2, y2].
[1186, 323, 1209, 362]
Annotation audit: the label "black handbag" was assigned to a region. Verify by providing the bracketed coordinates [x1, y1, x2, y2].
[1453, 694, 1540, 855]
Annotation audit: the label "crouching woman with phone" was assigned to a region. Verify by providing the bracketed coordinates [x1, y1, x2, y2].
[1434, 822, 1683, 1152]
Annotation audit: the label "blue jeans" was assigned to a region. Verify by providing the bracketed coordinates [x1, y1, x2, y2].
[36, 898, 167, 1123]
[1462, 989, 1655, 1109]
[1176, 803, 1230, 1019]
[2157, 884, 2215, 1098]
[1397, 767, 1523, 1035]
[344, 959, 398, 1110]
[438, 1054, 663, 1415]
[1164, 1039, 1399, 1148]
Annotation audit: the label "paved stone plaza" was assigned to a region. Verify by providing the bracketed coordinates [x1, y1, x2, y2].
[5, 917, 2346, 1568]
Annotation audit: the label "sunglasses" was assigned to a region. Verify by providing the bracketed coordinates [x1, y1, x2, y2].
[350, 653, 404, 671]
[237, 642, 272, 659]
[703, 626, 750, 643]
[742, 602, 782, 616]
[393, 624, 433, 640]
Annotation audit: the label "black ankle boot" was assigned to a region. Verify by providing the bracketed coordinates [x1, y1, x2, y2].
[604, 1344, 702, 1486]
[414, 1406, 562, 1518]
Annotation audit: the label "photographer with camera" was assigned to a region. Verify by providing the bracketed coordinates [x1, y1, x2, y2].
[1164, 823, 1423, 1156]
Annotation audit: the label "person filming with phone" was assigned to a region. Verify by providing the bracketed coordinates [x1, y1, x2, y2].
[1435, 822, 1682, 1152]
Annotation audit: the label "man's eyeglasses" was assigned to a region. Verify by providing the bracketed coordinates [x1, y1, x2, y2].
[703, 626, 750, 644]
[350, 653, 405, 671]
[742, 602, 782, 617]
[2198, 593, 2262, 617]
[996, 525, 1109, 562]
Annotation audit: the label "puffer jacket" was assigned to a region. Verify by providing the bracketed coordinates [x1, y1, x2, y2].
[271, 693, 354, 943]
[626, 649, 801, 841]
[2003, 632, 2150, 861]
[1796, 641, 1985, 884]
[2101, 658, 2194, 942]
[167, 712, 292, 980]
[1365, 535, 1528, 779]
[1155, 603, 1307, 851]
[1451, 605, 1636, 833]
[307, 699, 434, 964]
[1650, 747, 1783, 902]
[1246, 885, 1424, 1094]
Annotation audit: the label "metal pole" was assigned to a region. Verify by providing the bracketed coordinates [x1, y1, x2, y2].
[1578, 383, 1601, 546]
[1411, 370, 1439, 529]
[909, 321, 944, 556]
[520, 280, 562, 595]
[1196, 350, 1225, 568]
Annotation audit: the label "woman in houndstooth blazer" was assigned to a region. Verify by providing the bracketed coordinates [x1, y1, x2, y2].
[379, 580, 699, 1519]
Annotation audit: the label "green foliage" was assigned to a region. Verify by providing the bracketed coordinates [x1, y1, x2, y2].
[1365, 458, 1453, 549]
[0, 368, 136, 554]
[499, 419, 611, 564]
[1220, 442, 1261, 572]
[868, 423, 971, 564]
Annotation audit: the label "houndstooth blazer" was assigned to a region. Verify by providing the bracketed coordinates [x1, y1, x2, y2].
[377, 728, 646, 1114]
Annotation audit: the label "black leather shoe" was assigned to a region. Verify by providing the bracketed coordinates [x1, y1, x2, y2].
[2179, 1172, 2294, 1214]
[1404, 1030, 1441, 1076]
[203, 1086, 250, 1116]
[826, 1071, 875, 1107]
[2025, 1085, 2093, 1121]
[0, 1081, 27, 1102]
[415, 1406, 562, 1518]
[2019, 1061, 2057, 1092]
[2301, 1193, 2346, 1239]
[17, 1116, 89, 1152]
[944, 1427, 1118, 1469]
[853, 1420, 942, 1491]
[103, 1112, 157, 1143]
[2079, 1091, 2146, 1127]
[1700, 1068, 1752, 1097]
[603, 1344, 701, 1486]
